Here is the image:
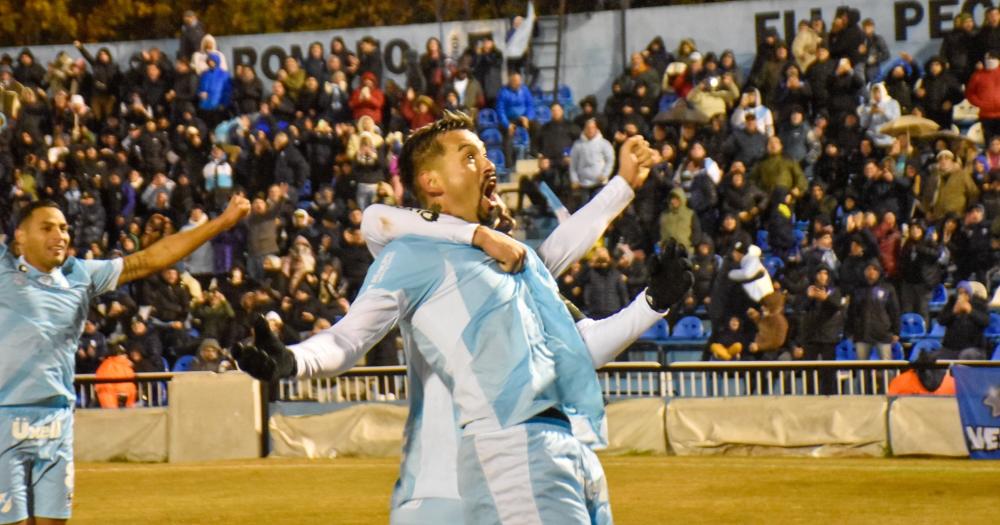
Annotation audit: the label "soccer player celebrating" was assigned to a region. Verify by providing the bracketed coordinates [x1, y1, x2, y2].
[235, 112, 692, 524]
[0, 195, 250, 525]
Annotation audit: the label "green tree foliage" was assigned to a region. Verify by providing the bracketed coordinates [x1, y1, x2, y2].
[1, 0, 733, 47]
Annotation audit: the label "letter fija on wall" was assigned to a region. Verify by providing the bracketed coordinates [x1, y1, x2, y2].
[753, 0, 998, 45]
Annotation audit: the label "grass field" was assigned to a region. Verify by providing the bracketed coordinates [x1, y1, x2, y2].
[72, 456, 1000, 524]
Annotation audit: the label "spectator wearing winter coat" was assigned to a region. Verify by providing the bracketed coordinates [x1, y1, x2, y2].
[930, 149, 980, 220]
[795, 265, 844, 393]
[828, 7, 866, 67]
[764, 187, 796, 259]
[729, 244, 773, 305]
[690, 237, 720, 307]
[686, 73, 739, 119]
[724, 113, 768, 168]
[74, 42, 120, 119]
[857, 83, 901, 148]
[954, 205, 993, 282]
[473, 37, 504, 105]
[846, 259, 900, 360]
[806, 45, 836, 111]
[191, 291, 235, 347]
[941, 13, 978, 83]
[873, 211, 902, 281]
[708, 316, 750, 361]
[966, 51, 1000, 143]
[828, 58, 866, 127]
[246, 198, 280, 281]
[792, 20, 823, 72]
[13, 48, 45, 90]
[179, 207, 215, 281]
[178, 10, 206, 60]
[750, 135, 807, 198]
[778, 107, 810, 163]
[569, 119, 615, 204]
[914, 56, 964, 129]
[272, 132, 310, 198]
[535, 103, 579, 164]
[349, 72, 386, 125]
[937, 281, 990, 359]
[860, 19, 890, 82]
[746, 291, 789, 359]
[580, 247, 629, 320]
[495, 72, 536, 133]
[976, 8, 1000, 63]
[190, 338, 234, 373]
[730, 88, 774, 137]
[659, 188, 701, 250]
[75, 191, 106, 253]
[898, 221, 944, 322]
[232, 65, 263, 115]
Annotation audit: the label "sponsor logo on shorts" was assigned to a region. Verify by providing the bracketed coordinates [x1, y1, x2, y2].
[0, 492, 12, 514]
[11, 417, 62, 440]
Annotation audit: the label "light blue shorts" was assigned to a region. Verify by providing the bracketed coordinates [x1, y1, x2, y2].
[0, 407, 74, 524]
[457, 417, 613, 525]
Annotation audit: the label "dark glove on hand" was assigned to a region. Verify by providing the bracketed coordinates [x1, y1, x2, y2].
[645, 239, 695, 312]
[232, 315, 298, 381]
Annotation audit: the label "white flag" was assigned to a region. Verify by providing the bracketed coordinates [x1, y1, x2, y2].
[505, 1, 536, 59]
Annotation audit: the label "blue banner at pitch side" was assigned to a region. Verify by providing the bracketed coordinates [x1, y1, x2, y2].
[953, 365, 1000, 459]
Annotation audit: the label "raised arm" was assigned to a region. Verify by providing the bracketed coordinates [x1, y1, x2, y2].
[118, 195, 250, 284]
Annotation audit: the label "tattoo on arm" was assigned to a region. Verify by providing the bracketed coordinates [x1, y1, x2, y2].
[119, 251, 153, 285]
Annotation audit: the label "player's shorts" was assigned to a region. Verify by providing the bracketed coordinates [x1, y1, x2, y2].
[390, 497, 465, 525]
[457, 416, 614, 525]
[0, 407, 74, 524]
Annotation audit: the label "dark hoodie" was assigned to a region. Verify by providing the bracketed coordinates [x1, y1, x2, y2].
[13, 49, 45, 89]
[78, 45, 121, 98]
[828, 7, 865, 64]
[845, 259, 900, 344]
[798, 264, 845, 345]
[645, 37, 673, 76]
[765, 187, 796, 255]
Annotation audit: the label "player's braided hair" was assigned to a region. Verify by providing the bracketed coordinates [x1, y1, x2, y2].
[398, 110, 475, 194]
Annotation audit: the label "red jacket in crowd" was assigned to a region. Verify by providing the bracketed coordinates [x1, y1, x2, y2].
[966, 67, 1000, 119]
[349, 72, 385, 125]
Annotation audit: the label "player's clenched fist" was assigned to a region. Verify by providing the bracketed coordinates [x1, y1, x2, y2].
[220, 194, 252, 228]
[617, 135, 656, 190]
[233, 315, 298, 382]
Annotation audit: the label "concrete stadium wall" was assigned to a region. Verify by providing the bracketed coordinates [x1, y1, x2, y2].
[72, 373, 970, 461]
[0, 0, 973, 103]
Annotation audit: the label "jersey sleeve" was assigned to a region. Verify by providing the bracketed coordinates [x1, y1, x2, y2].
[361, 204, 479, 257]
[290, 287, 403, 378]
[575, 292, 665, 368]
[537, 176, 634, 276]
[80, 257, 125, 296]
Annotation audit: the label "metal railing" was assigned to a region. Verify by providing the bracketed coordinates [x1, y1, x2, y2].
[275, 360, 1000, 402]
[73, 372, 175, 408]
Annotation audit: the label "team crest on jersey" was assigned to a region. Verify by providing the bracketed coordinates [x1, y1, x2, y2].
[11, 417, 62, 440]
[404, 207, 439, 222]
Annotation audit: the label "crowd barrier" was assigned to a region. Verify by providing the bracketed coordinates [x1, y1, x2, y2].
[73, 361, 996, 462]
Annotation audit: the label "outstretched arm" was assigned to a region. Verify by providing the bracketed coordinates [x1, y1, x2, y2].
[118, 195, 250, 285]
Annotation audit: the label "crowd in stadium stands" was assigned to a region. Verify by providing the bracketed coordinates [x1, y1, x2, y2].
[3, 7, 1000, 396]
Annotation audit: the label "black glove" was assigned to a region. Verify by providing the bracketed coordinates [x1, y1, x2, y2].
[232, 315, 298, 381]
[645, 239, 695, 312]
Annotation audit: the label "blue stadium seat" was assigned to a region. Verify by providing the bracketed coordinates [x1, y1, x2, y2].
[929, 284, 948, 308]
[486, 148, 507, 173]
[899, 313, 926, 340]
[795, 220, 810, 232]
[992, 343, 1000, 361]
[873, 342, 905, 360]
[480, 127, 503, 148]
[534, 104, 552, 125]
[173, 355, 196, 372]
[835, 339, 855, 360]
[639, 318, 670, 341]
[755, 230, 769, 253]
[557, 84, 574, 107]
[909, 339, 942, 361]
[477, 108, 500, 130]
[927, 320, 946, 339]
[763, 256, 784, 278]
[986, 313, 1000, 338]
[512, 126, 531, 148]
[671, 316, 705, 340]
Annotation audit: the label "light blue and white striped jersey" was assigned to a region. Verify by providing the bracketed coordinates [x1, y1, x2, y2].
[359, 235, 604, 435]
[0, 244, 123, 407]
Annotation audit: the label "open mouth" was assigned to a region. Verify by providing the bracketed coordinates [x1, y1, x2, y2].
[482, 176, 497, 199]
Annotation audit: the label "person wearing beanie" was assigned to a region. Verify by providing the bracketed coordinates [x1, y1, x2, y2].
[937, 280, 990, 359]
[846, 258, 900, 359]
